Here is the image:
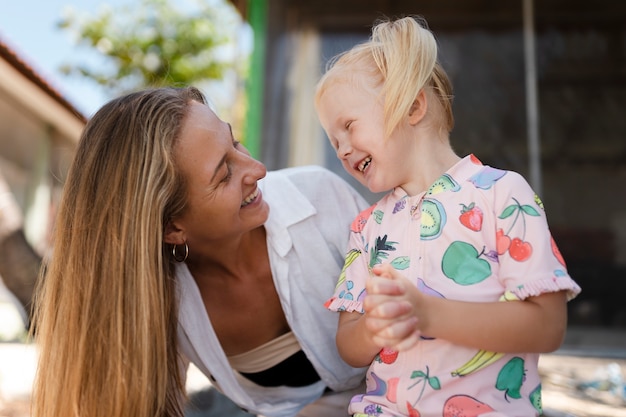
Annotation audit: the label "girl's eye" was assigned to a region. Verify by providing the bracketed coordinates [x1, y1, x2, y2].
[345, 121, 353, 130]
[233, 140, 240, 148]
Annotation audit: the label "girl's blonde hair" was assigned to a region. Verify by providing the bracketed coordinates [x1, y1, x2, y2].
[315, 16, 454, 139]
[30, 87, 205, 417]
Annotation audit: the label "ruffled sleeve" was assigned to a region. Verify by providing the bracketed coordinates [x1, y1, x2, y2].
[493, 171, 581, 301]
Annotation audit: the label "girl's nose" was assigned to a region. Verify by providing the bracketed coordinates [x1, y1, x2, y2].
[337, 142, 352, 159]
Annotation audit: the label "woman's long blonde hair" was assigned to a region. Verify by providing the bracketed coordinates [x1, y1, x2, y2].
[315, 16, 455, 140]
[30, 87, 206, 417]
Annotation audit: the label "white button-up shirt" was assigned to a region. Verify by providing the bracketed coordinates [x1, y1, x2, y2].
[177, 166, 369, 417]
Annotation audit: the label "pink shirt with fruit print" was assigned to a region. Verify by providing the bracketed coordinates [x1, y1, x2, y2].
[326, 154, 581, 417]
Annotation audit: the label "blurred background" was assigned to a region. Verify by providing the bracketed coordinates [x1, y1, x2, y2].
[1, 0, 625, 416]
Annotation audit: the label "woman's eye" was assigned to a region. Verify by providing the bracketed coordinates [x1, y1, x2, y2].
[222, 164, 233, 183]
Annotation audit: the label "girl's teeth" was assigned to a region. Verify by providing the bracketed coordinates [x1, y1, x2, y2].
[358, 156, 372, 172]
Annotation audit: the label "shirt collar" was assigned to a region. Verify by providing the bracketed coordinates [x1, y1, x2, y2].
[259, 171, 316, 256]
[392, 154, 484, 201]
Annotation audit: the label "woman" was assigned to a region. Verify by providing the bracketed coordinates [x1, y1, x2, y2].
[31, 87, 367, 417]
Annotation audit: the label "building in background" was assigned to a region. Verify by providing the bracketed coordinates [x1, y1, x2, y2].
[1, 0, 625, 333]
[0, 37, 85, 249]
[231, 0, 626, 330]
[0, 37, 85, 321]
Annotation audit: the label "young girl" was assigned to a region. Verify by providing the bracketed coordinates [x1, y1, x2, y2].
[314, 16, 581, 417]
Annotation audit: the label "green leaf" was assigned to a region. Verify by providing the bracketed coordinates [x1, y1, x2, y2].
[521, 205, 540, 216]
[428, 376, 441, 390]
[498, 205, 517, 219]
[390, 256, 410, 270]
[410, 370, 426, 378]
[373, 210, 384, 224]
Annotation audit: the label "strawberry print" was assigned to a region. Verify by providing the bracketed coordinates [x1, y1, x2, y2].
[377, 347, 399, 364]
[459, 202, 483, 231]
[407, 401, 421, 417]
[328, 155, 580, 417]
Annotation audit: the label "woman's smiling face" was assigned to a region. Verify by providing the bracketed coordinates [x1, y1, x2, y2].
[171, 101, 268, 249]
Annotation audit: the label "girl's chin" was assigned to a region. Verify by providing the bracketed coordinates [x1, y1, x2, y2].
[368, 187, 391, 194]
[349, 169, 390, 193]
[362, 180, 390, 195]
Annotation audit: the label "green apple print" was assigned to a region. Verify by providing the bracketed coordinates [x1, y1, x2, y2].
[442, 241, 492, 285]
[496, 357, 525, 401]
[529, 383, 542, 414]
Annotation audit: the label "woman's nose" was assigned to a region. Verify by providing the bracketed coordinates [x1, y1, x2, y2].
[242, 154, 267, 182]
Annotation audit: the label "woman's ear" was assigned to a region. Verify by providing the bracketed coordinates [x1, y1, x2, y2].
[408, 90, 428, 125]
[164, 220, 185, 245]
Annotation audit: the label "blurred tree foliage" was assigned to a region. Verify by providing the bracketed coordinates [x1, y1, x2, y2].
[57, 0, 244, 96]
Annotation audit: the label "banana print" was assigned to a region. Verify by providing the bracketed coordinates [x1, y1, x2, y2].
[500, 290, 520, 302]
[451, 350, 505, 377]
[335, 249, 362, 290]
[329, 155, 581, 417]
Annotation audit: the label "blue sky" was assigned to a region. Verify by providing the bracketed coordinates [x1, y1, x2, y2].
[0, 0, 243, 118]
[0, 0, 130, 116]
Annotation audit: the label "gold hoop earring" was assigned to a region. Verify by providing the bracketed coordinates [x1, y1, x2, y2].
[172, 242, 189, 263]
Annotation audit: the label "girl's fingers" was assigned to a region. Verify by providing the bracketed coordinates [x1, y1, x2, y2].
[366, 298, 412, 320]
[366, 265, 423, 351]
[366, 276, 404, 296]
[365, 314, 418, 339]
[372, 328, 421, 352]
[390, 331, 421, 352]
[364, 298, 412, 318]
